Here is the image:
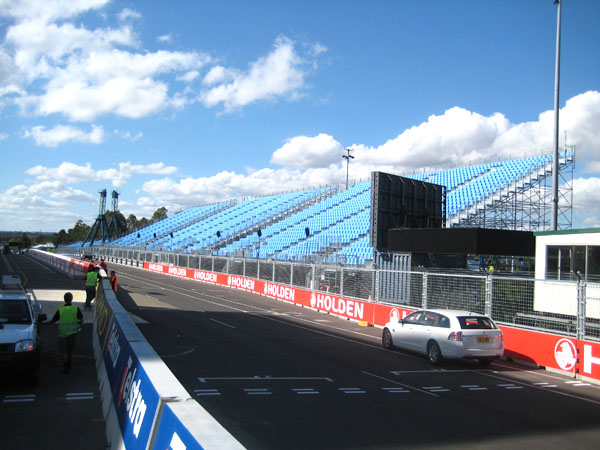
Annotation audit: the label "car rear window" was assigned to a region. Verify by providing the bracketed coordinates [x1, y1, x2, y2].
[457, 316, 496, 330]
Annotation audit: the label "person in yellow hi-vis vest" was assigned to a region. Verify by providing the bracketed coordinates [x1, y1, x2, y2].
[84, 265, 101, 309]
[48, 292, 83, 373]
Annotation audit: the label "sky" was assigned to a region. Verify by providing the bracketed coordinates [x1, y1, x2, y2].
[1, 0, 599, 233]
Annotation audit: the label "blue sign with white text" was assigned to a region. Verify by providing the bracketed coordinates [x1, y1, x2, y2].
[152, 403, 205, 450]
[103, 319, 160, 449]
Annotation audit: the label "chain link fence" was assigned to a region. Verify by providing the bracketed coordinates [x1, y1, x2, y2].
[67, 246, 600, 342]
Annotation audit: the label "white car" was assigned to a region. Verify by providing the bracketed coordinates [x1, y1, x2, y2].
[382, 309, 504, 365]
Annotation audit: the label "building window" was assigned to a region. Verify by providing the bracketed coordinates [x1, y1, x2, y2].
[546, 245, 600, 281]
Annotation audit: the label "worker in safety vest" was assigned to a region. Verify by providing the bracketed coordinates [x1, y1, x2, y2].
[48, 292, 83, 373]
[84, 265, 101, 309]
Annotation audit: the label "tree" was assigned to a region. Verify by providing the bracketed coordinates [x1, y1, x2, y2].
[68, 220, 91, 242]
[105, 210, 127, 237]
[19, 233, 32, 249]
[151, 207, 168, 223]
[126, 213, 138, 231]
[53, 229, 68, 246]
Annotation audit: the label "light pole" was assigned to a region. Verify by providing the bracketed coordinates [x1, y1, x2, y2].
[551, 0, 562, 230]
[342, 147, 354, 189]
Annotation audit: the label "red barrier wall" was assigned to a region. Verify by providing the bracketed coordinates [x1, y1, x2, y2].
[144, 262, 600, 382]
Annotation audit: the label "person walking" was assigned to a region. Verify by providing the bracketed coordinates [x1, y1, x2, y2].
[110, 270, 118, 293]
[99, 258, 108, 274]
[48, 292, 83, 373]
[84, 265, 101, 309]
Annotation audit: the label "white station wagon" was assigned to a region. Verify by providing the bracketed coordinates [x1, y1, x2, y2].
[382, 309, 504, 366]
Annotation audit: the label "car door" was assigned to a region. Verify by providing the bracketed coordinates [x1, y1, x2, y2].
[410, 312, 441, 354]
[393, 311, 424, 351]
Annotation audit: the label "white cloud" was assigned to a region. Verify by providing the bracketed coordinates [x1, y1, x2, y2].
[114, 129, 143, 142]
[157, 34, 172, 43]
[271, 134, 342, 169]
[177, 70, 199, 83]
[200, 35, 315, 112]
[1, 2, 211, 122]
[117, 8, 141, 22]
[23, 124, 104, 147]
[25, 161, 177, 187]
[0, 132, 8, 142]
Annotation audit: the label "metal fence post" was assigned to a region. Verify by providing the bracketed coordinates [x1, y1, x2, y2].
[422, 271, 428, 309]
[272, 261, 275, 282]
[485, 273, 493, 317]
[576, 272, 586, 341]
[374, 267, 380, 303]
[340, 267, 344, 297]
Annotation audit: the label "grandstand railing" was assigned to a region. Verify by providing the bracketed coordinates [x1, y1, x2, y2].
[70, 246, 600, 343]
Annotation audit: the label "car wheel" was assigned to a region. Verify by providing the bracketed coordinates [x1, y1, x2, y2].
[382, 329, 394, 349]
[427, 341, 443, 365]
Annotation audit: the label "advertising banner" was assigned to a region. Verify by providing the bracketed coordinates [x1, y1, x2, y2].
[102, 318, 160, 449]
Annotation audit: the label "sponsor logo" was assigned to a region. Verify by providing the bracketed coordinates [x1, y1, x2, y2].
[309, 292, 364, 320]
[264, 283, 295, 301]
[148, 263, 163, 272]
[118, 356, 147, 439]
[105, 322, 121, 369]
[584, 344, 600, 375]
[554, 338, 577, 371]
[227, 276, 255, 290]
[194, 270, 217, 283]
[168, 266, 187, 277]
[390, 308, 400, 322]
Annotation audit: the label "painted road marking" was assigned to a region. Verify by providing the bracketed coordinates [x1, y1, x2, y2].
[292, 388, 319, 395]
[66, 392, 94, 400]
[534, 382, 558, 389]
[382, 387, 410, 394]
[423, 386, 450, 393]
[3, 394, 35, 403]
[244, 388, 272, 395]
[199, 376, 334, 382]
[339, 387, 366, 394]
[462, 385, 488, 391]
[498, 383, 524, 390]
[194, 389, 221, 396]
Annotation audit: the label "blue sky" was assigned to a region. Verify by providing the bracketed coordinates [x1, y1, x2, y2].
[1, 0, 599, 232]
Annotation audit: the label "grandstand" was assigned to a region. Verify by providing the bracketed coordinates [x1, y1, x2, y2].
[101, 149, 574, 266]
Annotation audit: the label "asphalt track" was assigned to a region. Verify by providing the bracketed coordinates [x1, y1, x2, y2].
[0, 253, 107, 450]
[3, 253, 600, 449]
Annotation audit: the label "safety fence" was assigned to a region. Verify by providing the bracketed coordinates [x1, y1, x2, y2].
[83, 247, 600, 344]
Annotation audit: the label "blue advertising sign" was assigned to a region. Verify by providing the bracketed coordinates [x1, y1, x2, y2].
[152, 403, 205, 450]
[103, 319, 160, 449]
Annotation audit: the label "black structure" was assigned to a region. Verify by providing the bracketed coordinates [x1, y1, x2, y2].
[387, 228, 535, 256]
[370, 171, 445, 251]
[106, 190, 121, 238]
[82, 189, 110, 249]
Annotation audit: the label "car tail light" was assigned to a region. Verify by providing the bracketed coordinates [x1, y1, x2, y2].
[448, 331, 463, 341]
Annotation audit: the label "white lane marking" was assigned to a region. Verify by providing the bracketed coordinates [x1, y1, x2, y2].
[498, 384, 524, 390]
[339, 387, 366, 394]
[534, 382, 558, 388]
[244, 388, 272, 395]
[3, 394, 35, 403]
[423, 386, 450, 393]
[194, 389, 221, 396]
[199, 376, 333, 383]
[66, 392, 94, 400]
[209, 318, 236, 328]
[382, 387, 410, 394]
[362, 371, 439, 397]
[293, 388, 319, 395]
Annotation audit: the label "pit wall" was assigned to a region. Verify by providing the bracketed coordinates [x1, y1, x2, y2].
[29, 250, 244, 450]
[143, 261, 600, 384]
